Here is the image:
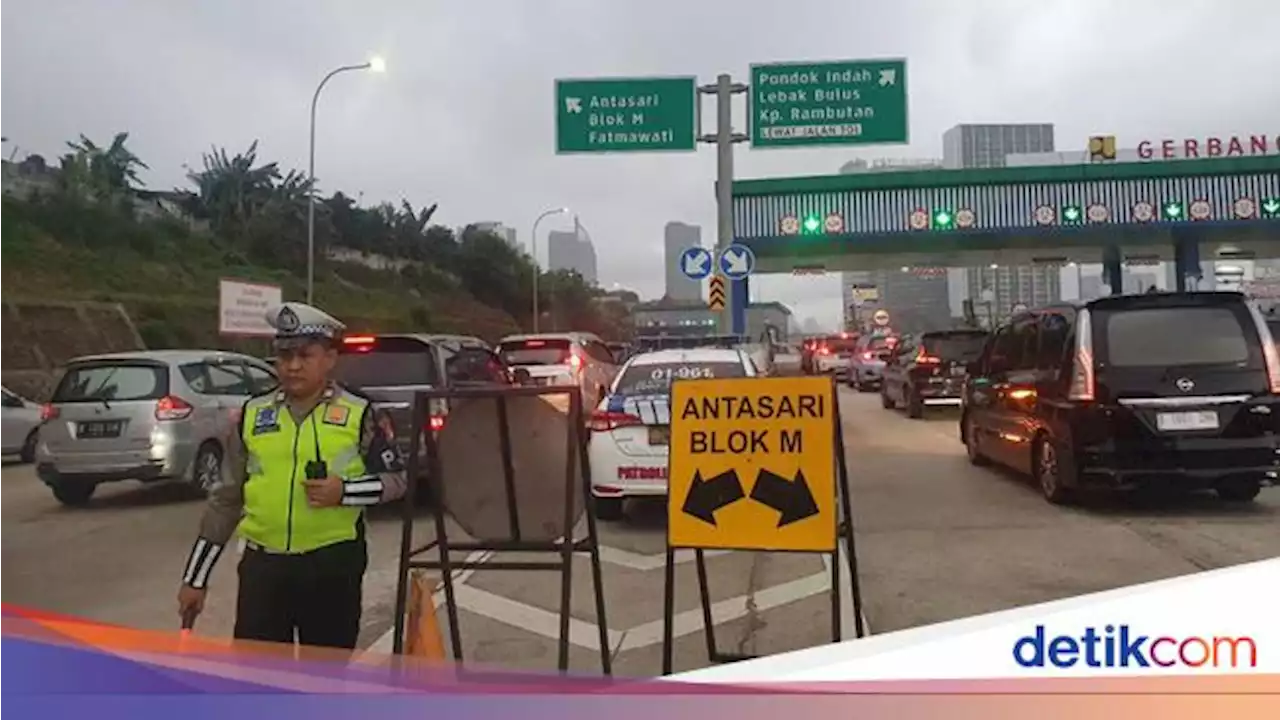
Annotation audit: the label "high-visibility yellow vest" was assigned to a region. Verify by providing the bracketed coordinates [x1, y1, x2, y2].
[238, 389, 369, 553]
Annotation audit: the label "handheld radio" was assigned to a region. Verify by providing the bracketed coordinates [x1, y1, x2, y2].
[305, 412, 327, 479]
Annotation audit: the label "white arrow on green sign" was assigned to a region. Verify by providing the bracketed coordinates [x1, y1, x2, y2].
[1262, 198, 1280, 218]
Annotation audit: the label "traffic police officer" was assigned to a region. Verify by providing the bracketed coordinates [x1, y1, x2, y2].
[177, 302, 407, 651]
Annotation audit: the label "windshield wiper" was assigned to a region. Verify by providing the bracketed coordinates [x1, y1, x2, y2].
[84, 368, 120, 410]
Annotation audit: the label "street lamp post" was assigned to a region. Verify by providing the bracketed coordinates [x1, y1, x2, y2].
[306, 56, 385, 306]
[530, 207, 570, 333]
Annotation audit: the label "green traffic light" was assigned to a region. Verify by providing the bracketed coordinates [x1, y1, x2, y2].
[932, 209, 954, 229]
[1062, 205, 1083, 223]
[1262, 197, 1280, 218]
[1163, 201, 1184, 220]
[802, 215, 822, 234]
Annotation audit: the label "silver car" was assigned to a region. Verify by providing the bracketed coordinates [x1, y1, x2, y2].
[2, 386, 43, 462]
[847, 335, 898, 391]
[36, 350, 277, 506]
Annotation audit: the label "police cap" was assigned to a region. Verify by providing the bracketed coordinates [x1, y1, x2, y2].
[265, 302, 346, 349]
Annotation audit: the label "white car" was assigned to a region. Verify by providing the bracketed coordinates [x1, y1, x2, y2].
[586, 347, 759, 520]
[2, 386, 43, 462]
[812, 334, 859, 378]
[497, 332, 619, 411]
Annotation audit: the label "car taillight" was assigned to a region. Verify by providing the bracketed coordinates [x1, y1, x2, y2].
[568, 352, 584, 371]
[862, 352, 874, 361]
[1247, 304, 1280, 393]
[40, 404, 59, 421]
[916, 351, 941, 364]
[589, 410, 643, 432]
[426, 415, 446, 432]
[155, 395, 194, 421]
[818, 347, 831, 356]
[1067, 309, 1096, 402]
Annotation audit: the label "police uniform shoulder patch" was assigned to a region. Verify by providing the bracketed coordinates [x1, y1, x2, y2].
[323, 404, 350, 427]
[252, 406, 281, 435]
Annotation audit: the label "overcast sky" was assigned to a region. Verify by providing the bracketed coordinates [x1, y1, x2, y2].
[4, 0, 1278, 328]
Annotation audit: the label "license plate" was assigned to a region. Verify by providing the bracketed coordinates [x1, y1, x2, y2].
[78, 420, 124, 439]
[648, 426, 670, 446]
[1156, 411, 1219, 432]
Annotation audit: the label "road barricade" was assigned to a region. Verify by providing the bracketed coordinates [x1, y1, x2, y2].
[389, 385, 611, 675]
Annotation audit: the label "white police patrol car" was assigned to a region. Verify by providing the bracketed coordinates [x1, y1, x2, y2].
[587, 347, 759, 520]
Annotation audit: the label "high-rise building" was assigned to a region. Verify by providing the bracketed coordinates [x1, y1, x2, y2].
[837, 158, 952, 332]
[663, 222, 702, 301]
[942, 123, 1056, 170]
[547, 217, 598, 285]
[943, 123, 1061, 319]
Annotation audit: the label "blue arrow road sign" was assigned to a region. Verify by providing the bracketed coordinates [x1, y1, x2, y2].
[679, 247, 713, 280]
[718, 244, 755, 280]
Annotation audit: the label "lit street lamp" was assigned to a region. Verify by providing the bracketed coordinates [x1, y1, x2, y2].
[306, 55, 385, 305]
[530, 207, 570, 333]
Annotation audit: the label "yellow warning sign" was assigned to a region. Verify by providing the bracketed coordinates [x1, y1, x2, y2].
[708, 276, 726, 311]
[668, 376, 837, 552]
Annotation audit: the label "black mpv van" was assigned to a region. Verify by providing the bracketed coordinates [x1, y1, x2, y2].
[960, 292, 1280, 504]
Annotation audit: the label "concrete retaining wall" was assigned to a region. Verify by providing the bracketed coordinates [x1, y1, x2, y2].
[1, 300, 145, 401]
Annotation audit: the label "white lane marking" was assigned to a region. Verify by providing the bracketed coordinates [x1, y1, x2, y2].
[358, 543, 857, 660]
[597, 546, 731, 571]
[618, 569, 832, 652]
[450, 584, 625, 653]
[356, 549, 493, 660]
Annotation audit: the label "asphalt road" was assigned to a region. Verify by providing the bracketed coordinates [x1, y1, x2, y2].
[3, 387, 1277, 676]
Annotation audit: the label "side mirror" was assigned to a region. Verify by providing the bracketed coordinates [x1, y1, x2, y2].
[512, 368, 532, 385]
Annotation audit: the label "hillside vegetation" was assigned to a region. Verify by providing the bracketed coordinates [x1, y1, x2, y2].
[1, 133, 630, 355]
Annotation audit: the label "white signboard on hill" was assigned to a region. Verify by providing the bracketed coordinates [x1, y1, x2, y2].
[219, 278, 282, 336]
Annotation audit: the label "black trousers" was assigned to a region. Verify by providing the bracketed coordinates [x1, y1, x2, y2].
[233, 539, 367, 650]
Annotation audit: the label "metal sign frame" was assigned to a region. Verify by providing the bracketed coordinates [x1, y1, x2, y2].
[390, 385, 612, 675]
[659, 375, 865, 674]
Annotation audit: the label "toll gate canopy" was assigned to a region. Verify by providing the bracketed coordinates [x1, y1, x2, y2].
[730, 156, 1280, 275]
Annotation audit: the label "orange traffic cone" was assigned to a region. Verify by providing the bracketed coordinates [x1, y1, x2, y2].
[404, 570, 447, 662]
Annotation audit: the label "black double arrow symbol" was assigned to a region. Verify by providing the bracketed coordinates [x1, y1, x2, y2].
[681, 468, 820, 528]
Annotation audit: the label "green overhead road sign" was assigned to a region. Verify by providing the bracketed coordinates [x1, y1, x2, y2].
[555, 76, 697, 154]
[750, 58, 909, 149]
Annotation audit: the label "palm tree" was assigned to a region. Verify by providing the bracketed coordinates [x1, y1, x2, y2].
[182, 141, 289, 236]
[72, 133, 148, 188]
[57, 132, 148, 200]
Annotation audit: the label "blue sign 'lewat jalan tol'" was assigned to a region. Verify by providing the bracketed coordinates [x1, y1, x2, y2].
[679, 247, 713, 280]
